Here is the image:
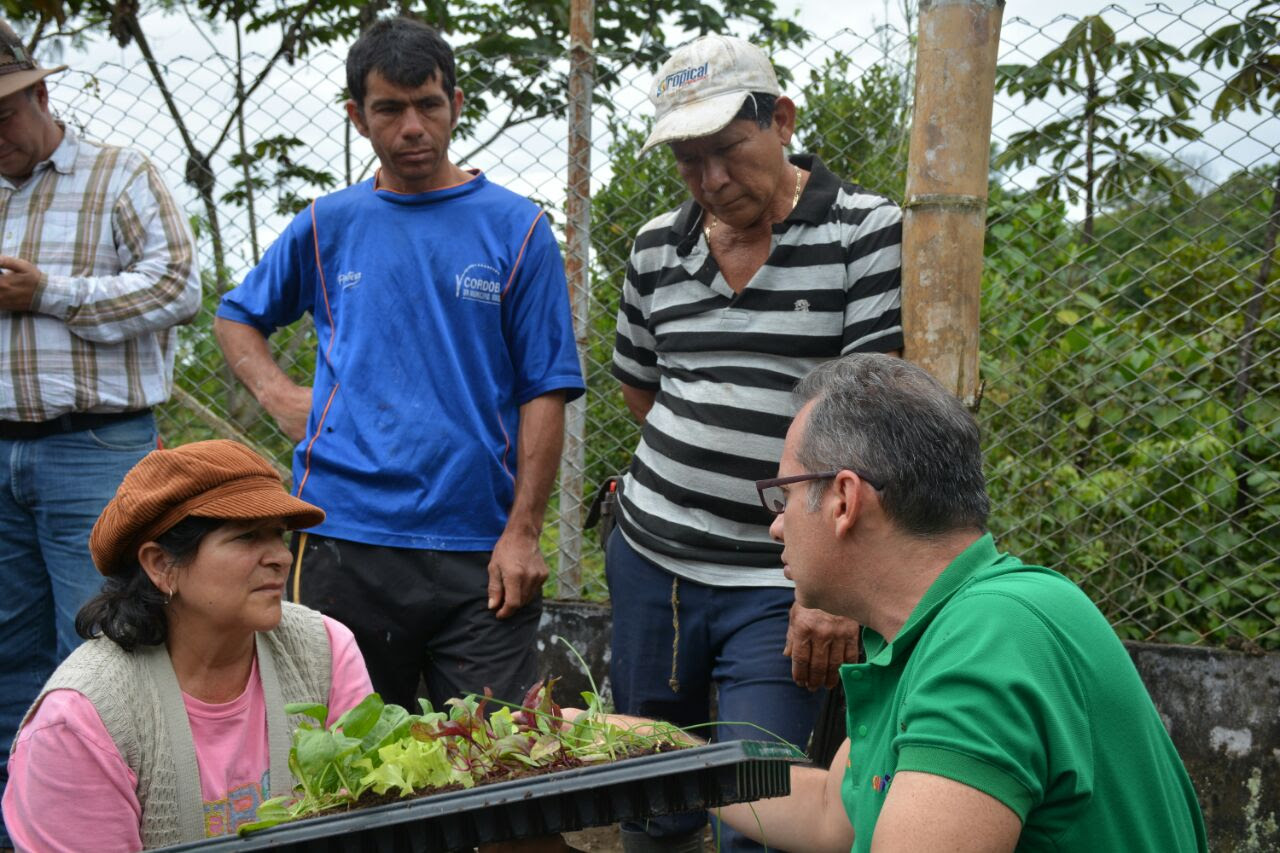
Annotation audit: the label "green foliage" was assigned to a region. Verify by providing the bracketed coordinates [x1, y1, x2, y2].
[224, 135, 338, 218]
[241, 680, 691, 833]
[1189, 0, 1280, 119]
[981, 173, 1279, 649]
[585, 120, 685, 490]
[994, 14, 1201, 241]
[794, 57, 909, 199]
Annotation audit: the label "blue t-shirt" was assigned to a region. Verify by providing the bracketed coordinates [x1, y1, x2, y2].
[217, 172, 584, 549]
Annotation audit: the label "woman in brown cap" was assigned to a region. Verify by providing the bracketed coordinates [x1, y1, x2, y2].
[1, 440, 372, 850]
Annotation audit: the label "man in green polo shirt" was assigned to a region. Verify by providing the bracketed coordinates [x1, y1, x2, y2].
[720, 353, 1207, 851]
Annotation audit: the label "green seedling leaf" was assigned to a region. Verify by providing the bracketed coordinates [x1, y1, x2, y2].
[529, 735, 563, 763]
[357, 703, 413, 759]
[294, 728, 363, 793]
[334, 693, 385, 739]
[286, 702, 329, 726]
[238, 796, 295, 834]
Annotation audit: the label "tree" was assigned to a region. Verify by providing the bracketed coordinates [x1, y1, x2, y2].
[794, 56, 910, 200]
[1190, 0, 1280, 517]
[993, 14, 1201, 243]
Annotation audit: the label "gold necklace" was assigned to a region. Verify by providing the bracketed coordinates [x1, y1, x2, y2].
[704, 165, 804, 242]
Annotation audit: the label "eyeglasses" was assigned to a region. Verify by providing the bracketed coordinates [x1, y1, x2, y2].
[755, 469, 884, 514]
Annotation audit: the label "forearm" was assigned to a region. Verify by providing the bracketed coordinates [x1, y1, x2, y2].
[35, 162, 200, 342]
[504, 391, 567, 536]
[37, 264, 200, 343]
[621, 383, 656, 422]
[716, 748, 854, 853]
[214, 317, 298, 409]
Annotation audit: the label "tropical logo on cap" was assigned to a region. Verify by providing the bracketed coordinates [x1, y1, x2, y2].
[656, 62, 709, 96]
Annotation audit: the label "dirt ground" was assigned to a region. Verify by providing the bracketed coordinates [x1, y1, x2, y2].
[563, 825, 624, 851]
[562, 825, 714, 852]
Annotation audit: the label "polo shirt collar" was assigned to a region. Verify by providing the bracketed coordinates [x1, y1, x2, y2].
[860, 533, 1002, 667]
[673, 151, 837, 257]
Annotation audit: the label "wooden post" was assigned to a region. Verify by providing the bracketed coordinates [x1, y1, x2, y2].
[557, 0, 594, 597]
[902, 0, 1004, 405]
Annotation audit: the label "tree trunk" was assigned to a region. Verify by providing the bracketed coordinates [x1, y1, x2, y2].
[1083, 76, 1097, 245]
[122, 14, 229, 293]
[235, 18, 261, 267]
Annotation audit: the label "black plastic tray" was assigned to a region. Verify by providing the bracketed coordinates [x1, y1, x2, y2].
[160, 740, 803, 852]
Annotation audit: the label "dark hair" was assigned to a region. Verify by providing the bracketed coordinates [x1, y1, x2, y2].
[75, 516, 225, 651]
[346, 17, 457, 110]
[734, 92, 777, 129]
[794, 354, 990, 536]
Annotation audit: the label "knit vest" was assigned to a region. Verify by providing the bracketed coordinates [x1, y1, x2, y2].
[17, 602, 332, 849]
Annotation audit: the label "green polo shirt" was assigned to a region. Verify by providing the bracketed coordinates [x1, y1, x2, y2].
[839, 534, 1207, 852]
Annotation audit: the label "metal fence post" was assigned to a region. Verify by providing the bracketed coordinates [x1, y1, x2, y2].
[902, 0, 1004, 404]
[558, 0, 595, 597]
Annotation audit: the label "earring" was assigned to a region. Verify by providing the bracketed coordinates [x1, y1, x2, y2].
[164, 586, 173, 606]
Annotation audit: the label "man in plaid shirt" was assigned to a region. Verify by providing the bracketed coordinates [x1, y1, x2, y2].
[0, 22, 200, 846]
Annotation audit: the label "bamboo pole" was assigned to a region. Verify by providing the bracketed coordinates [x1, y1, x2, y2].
[557, 0, 595, 597]
[902, 0, 1004, 406]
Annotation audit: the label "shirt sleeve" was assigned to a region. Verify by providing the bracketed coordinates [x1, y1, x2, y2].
[499, 211, 585, 405]
[841, 200, 903, 354]
[2, 689, 143, 853]
[891, 591, 1093, 822]
[32, 156, 201, 345]
[322, 615, 374, 727]
[610, 256, 659, 390]
[216, 205, 317, 337]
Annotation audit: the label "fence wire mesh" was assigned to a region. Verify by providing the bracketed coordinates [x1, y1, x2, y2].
[43, 0, 1278, 648]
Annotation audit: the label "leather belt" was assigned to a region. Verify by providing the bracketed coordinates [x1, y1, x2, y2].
[0, 408, 151, 440]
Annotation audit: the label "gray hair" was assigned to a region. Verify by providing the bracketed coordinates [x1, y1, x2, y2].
[794, 353, 989, 536]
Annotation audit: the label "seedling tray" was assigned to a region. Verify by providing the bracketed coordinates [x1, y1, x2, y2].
[160, 740, 803, 852]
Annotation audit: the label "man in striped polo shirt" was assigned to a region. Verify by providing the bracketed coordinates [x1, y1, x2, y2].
[608, 34, 902, 852]
[0, 21, 200, 848]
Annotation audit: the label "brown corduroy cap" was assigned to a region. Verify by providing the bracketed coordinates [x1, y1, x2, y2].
[90, 439, 325, 576]
[0, 21, 67, 101]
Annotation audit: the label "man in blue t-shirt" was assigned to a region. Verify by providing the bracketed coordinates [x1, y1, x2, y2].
[214, 17, 584, 710]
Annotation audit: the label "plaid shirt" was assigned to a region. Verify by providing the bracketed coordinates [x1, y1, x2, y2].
[0, 126, 200, 422]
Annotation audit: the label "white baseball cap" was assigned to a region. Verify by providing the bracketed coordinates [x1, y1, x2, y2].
[641, 35, 781, 155]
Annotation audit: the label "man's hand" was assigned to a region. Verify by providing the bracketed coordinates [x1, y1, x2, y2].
[0, 256, 42, 312]
[262, 381, 313, 442]
[784, 601, 862, 690]
[487, 529, 548, 620]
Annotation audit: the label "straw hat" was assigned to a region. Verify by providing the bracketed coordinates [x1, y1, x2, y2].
[90, 440, 325, 576]
[0, 20, 67, 101]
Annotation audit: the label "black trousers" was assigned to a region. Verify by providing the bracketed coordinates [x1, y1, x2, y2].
[289, 533, 542, 711]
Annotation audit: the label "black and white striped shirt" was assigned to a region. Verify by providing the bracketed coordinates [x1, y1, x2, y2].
[611, 154, 902, 586]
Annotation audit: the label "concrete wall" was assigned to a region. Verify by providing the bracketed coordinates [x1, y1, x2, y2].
[1128, 642, 1279, 852]
[537, 601, 1279, 851]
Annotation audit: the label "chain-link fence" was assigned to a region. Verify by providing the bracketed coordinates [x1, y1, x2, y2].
[44, 1, 1278, 648]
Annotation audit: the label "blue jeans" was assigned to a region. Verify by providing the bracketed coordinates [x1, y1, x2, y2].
[606, 531, 824, 852]
[0, 413, 156, 846]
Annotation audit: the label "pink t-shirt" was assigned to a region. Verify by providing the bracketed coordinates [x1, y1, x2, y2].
[2, 616, 372, 853]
